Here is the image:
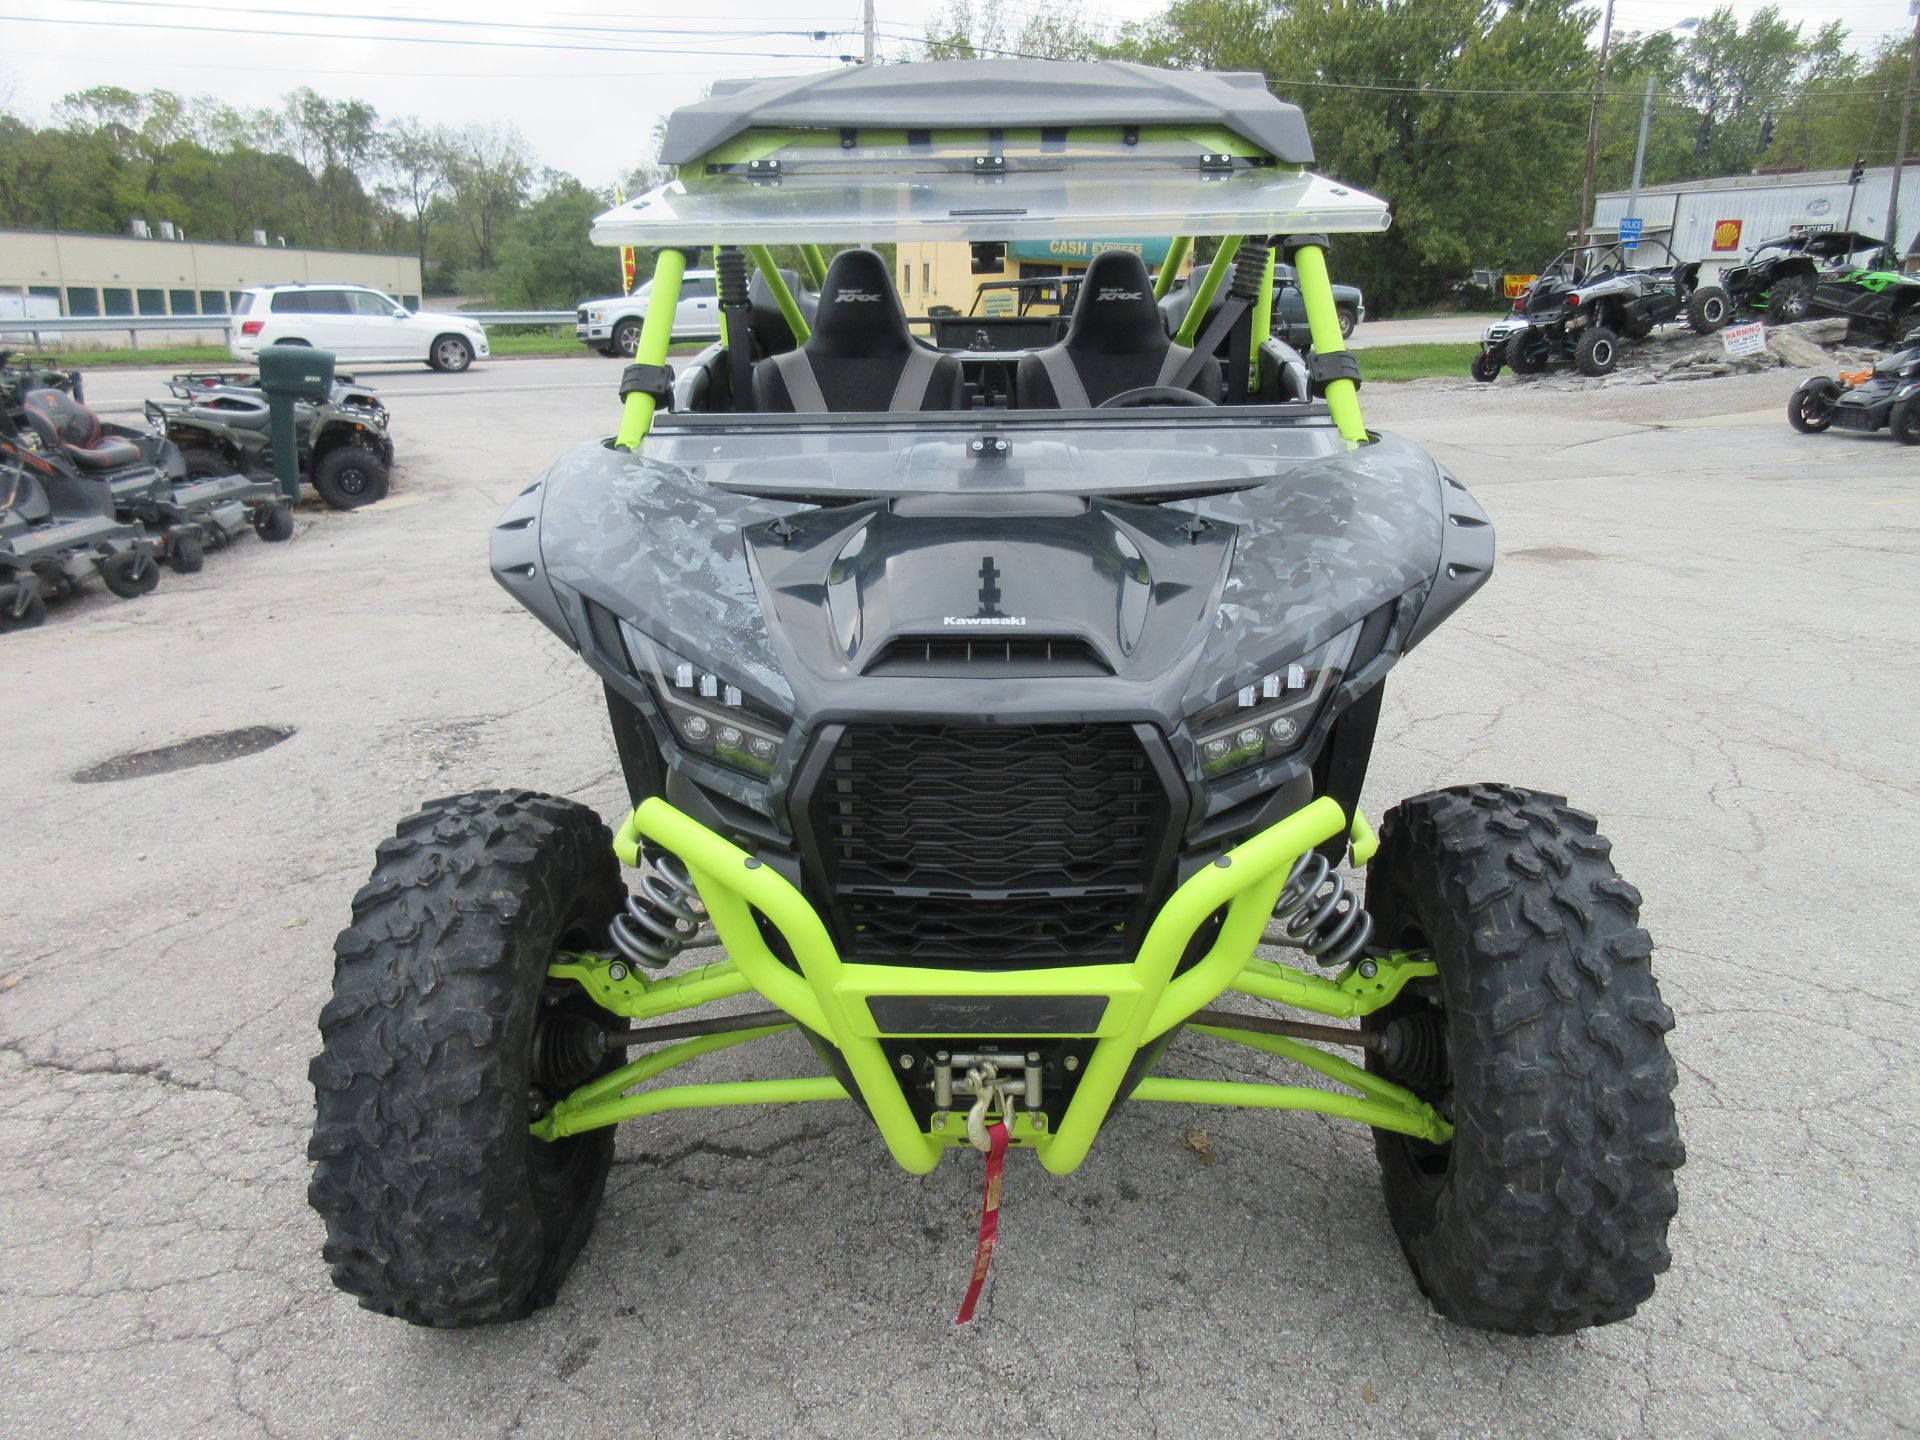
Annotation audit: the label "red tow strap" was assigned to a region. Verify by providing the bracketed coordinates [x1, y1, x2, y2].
[954, 1120, 1008, 1324]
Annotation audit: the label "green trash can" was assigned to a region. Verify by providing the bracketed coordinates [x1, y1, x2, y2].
[258, 344, 336, 501]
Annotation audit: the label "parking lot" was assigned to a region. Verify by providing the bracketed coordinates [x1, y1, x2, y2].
[2, 354, 1916, 1439]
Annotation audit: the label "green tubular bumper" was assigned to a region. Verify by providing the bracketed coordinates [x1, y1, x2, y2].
[536, 797, 1450, 1171]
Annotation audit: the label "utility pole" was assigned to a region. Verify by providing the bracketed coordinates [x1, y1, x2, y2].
[863, 0, 876, 65]
[1627, 73, 1655, 221]
[1888, 0, 1920, 268]
[1574, 0, 1618, 251]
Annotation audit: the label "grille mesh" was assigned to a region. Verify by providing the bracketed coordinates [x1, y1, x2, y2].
[810, 724, 1168, 965]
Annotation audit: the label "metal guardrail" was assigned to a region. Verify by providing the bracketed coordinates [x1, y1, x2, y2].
[0, 310, 578, 347]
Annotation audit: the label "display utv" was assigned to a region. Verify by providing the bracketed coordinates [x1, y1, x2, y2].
[1475, 238, 1728, 380]
[309, 62, 1683, 1337]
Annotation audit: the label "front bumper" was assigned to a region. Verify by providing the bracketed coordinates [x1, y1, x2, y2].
[576, 322, 612, 342]
[533, 795, 1450, 1175]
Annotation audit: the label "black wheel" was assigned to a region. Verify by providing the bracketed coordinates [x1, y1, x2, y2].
[1685, 285, 1730, 334]
[429, 334, 474, 373]
[1505, 330, 1546, 375]
[1574, 326, 1619, 377]
[166, 529, 205, 574]
[254, 503, 296, 542]
[1787, 378, 1840, 434]
[1336, 306, 1358, 340]
[0, 582, 46, 631]
[1766, 275, 1813, 323]
[1362, 784, 1683, 1335]
[1469, 349, 1501, 383]
[611, 319, 642, 358]
[1891, 398, 1920, 445]
[99, 548, 160, 599]
[309, 790, 626, 1327]
[311, 446, 390, 510]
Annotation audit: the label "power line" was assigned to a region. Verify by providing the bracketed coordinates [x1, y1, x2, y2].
[56, 0, 846, 42]
[0, 12, 860, 58]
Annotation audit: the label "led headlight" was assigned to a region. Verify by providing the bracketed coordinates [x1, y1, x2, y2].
[619, 620, 788, 777]
[1188, 623, 1360, 779]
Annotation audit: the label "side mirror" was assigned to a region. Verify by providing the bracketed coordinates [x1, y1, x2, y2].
[392, 308, 410, 319]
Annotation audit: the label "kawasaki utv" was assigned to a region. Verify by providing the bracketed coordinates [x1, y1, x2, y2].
[309, 61, 1683, 1337]
[1476, 239, 1727, 380]
[1721, 230, 1891, 323]
[145, 370, 394, 511]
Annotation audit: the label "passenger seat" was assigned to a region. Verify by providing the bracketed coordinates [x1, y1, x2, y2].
[754, 249, 964, 413]
[1017, 251, 1222, 408]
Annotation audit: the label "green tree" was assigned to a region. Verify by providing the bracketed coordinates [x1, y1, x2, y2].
[491, 173, 618, 307]
[448, 123, 533, 272]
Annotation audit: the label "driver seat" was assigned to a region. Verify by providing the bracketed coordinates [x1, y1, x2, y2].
[753, 249, 963, 413]
[1017, 251, 1222, 408]
[22, 389, 141, 470]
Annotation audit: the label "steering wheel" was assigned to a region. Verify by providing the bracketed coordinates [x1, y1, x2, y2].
[1096, 385, 1216, 409]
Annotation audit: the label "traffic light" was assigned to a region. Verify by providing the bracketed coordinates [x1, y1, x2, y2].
[1758, 114, 1774, 152]
[1850, 156, 1866, 185]
[1695, 115, 1712, 155]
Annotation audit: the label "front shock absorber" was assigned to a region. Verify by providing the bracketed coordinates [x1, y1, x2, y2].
[1267, 849, 1374, 968]
[608, 851, 705, 970]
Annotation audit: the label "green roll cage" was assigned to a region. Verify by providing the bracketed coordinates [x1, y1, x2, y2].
[612, 232, 1367, 449]
[564, 118, 1401, 1174]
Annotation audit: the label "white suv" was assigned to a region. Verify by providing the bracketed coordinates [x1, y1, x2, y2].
[576, 270, 721, 356]
[229, 285, 490, 372]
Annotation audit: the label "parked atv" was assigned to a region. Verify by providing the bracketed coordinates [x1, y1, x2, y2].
[309, 62, 1683, 1340]
[0, 411, 163, 628]
[1721, 230, 1891, 323]
[1787, 347, 1920, 442]
[146, 370, 394, 510]
[0, 351, 84, 407]
[1476, 239, 1729, 380]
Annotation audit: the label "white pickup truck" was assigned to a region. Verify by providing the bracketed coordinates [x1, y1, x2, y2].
[576, 269, 722, 356]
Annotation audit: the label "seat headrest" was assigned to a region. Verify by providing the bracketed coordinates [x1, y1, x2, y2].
[1065, 251, 1166, 356]
[23, 389, 100, 449]
[810, 248, 910, 357]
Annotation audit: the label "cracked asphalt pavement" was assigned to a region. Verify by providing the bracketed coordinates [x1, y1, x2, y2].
[3, 357, 1916, 1438]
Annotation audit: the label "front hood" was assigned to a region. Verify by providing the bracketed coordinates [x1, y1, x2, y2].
[494, 430, 1484, 814]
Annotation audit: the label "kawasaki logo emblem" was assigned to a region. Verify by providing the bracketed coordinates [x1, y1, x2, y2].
[838, 289, 883, 302]
[943, 615, 1028, 626]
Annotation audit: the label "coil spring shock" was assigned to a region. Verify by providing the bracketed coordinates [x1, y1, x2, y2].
[1229, 238, 1274, 301]
[1268, 849, 1374, 969]
[608, 851, 704, 970]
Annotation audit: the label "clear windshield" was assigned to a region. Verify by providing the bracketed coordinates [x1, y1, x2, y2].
[641, 411, 1348, 499]
[592, 166, 1389, 248]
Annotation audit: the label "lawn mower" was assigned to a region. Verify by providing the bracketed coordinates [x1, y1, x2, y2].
[309, 61, 1683, 1338]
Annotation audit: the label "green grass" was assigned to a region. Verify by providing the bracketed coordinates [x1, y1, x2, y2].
[5, 344, 234, 369]
[1356, 342, 1479, 381]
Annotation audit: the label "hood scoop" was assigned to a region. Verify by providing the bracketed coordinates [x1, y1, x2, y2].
[748, 496, 1230, 686]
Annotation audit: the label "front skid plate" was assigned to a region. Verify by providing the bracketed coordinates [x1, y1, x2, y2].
[534, 796, 1448, 1173]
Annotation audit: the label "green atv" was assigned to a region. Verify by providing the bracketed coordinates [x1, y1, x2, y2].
[307, 61, 1683, 1338]
[145, 370, 395, 510]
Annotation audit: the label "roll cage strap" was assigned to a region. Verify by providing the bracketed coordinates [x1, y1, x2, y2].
[619, 363, 675, 407]
[770, 345, 938, 413]
[1308, 351, 1362, 392]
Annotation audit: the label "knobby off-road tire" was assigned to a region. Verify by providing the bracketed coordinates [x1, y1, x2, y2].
[1469, 349, 1502, 383]
[1767, 275, 1812, 323]
[1787, 378, 1840, 434]
[1363, 783, 1684, 1335]
[1686, 285, 1731, 334]
[308, 789, 627, 1327]
[1505, 330, 1546, 375]
[1574, 326, 1620, 377]
[311, 445, 390, 510]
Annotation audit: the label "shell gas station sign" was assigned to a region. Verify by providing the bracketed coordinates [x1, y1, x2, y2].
[1711, 219, 1744, 252]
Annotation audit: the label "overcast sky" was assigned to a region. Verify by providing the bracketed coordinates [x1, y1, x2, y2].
[0, 0, 1910, 188]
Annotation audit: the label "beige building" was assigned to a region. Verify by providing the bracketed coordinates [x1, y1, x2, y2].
[895, 237, 1188, 318]
[0, 228, 423, 328]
